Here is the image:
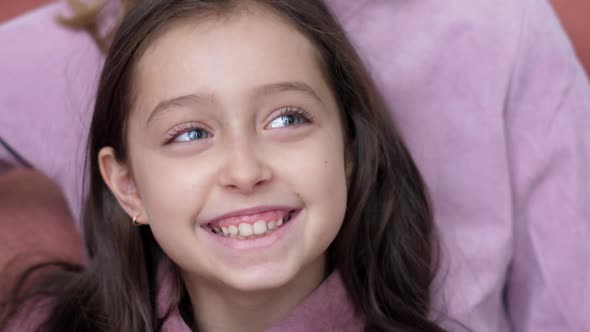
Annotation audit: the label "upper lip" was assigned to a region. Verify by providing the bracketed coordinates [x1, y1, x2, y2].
[201, 206, 297, 225]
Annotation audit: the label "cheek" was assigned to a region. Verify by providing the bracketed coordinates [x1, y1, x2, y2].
[132, 153, 215, 226]
[131, 154, 221, 269]
[298, 153, 347, 204]
[308, 128, 348, 197]
[301, 150, 348, 260]
[279, 130, 348, 232]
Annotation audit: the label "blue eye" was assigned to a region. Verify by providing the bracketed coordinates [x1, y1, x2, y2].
[267, 107, 311, 129]
[268, 114, 304, 128]
[170, 127, 211, 143]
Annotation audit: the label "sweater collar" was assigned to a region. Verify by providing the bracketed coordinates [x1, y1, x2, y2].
[156, 260, 363, 331]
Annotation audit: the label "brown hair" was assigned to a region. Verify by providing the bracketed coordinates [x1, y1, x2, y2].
[2, 1, 447, 331]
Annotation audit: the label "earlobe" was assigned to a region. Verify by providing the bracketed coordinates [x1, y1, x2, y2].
[98, 147, 148, 225]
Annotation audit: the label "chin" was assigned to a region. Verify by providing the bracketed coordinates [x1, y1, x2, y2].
[220, 262, 298, 293]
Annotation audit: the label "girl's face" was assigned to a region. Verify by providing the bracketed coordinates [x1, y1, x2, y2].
[101, 6, 348, 294]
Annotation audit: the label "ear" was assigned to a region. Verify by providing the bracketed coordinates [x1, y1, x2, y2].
[98, 147, 148, 225]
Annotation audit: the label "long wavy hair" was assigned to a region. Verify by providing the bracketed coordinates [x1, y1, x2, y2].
[1, 1, 446, 331]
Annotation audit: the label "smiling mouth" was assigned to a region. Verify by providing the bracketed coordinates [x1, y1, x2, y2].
[205, 209, 297, 239]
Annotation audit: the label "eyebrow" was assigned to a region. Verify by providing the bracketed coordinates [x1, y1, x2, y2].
[253, 81, 321, 101]
[146, 81, 322, 124]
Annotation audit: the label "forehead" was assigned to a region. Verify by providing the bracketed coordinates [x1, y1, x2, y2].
[131, 4, 330, 114]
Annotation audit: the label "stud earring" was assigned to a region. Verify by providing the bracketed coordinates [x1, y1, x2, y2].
[132, 214, 141, 226]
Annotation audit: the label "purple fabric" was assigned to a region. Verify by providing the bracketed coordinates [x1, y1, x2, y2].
[6, 260, 362, 331]
[1, 0, 588, 331]
[155, 260, 363, 331]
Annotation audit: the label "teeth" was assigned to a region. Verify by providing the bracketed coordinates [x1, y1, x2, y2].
[253, 220, 267, 235]
[238, 223, 253, 237]
[208, 213, 295, 239]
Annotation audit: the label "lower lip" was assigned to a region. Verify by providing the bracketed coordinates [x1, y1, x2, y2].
[200, 210, 301, 251]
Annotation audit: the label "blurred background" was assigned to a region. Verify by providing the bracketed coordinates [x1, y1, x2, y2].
[2, 0, 589, 75]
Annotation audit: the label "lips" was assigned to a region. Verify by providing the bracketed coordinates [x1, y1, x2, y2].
[202, 208, 298, 240]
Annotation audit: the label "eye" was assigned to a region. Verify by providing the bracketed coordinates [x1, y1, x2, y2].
[175, 129, 211, 142]
[165, 123, 212, 144]
[267, 106, 312, 129]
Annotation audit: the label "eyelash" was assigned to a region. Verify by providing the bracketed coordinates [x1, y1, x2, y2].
[274, 106, 313, 126]
[163, 122, 208, 144]
[163, 106, 313, 145]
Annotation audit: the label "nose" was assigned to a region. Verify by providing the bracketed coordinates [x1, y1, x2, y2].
[218, 136, 272, 193]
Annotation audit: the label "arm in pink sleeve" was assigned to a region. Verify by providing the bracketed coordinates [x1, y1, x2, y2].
[0, 3, 103, 221]
[504, 0, 590, 330]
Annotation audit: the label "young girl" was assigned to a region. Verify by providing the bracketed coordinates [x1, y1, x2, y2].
[2, 1, 447, 331]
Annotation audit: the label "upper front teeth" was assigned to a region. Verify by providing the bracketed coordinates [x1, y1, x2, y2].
[211, 218, 286, 238]
[238, 223, 254, 236]
[252, 220, 266, 235]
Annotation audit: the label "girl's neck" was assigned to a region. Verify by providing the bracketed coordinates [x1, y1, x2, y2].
[183, 259, 326, 332]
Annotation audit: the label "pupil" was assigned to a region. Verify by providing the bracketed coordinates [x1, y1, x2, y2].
[284, 115, 295, 125]
[189, 130, 203, 140]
